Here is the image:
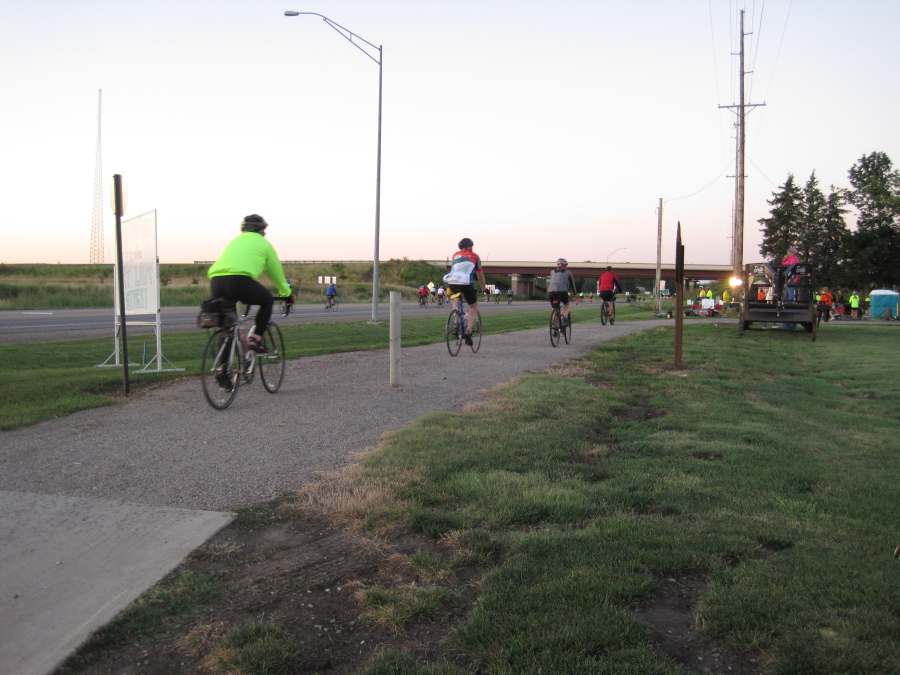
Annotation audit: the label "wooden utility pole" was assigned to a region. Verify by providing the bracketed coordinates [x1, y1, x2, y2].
[719, 9, 764, 282]
[655, 197, 663, 315]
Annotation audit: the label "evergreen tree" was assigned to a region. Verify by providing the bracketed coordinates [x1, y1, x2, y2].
[816, 189, 849, 288]
[847, 152, 900, 287]
[758, 174, 803, 262]
[797, 172, 826, 265]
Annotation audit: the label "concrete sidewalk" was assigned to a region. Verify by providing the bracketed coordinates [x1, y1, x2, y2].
[0, 318, 671, 674]
[0, 491, 231, 675]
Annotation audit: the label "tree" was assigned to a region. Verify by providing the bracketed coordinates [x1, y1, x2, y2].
[797, 172, 826, 265]
[758, 174, 803, 262]
[816, 189, 850, 288]
[847, 152, 900, 287]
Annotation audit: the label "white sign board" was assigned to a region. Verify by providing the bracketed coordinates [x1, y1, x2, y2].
[116, 210, 159, 316]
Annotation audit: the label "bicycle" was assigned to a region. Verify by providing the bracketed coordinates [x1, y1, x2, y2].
[600, 298, 615, 326]
[445, 292, 482, 356]
[549, 299, 572, 347]
[325, 296, 337, 311]
[200, 297, 290, 410]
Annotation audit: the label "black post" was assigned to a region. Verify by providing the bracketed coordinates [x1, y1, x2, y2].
[113, 174, 130, 395]
[674, 221, 685, 369]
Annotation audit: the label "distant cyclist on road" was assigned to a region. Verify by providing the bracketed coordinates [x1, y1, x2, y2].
[443, 237, 487, 346]
[207, 214, 294, 351]
[598, 265, 623, 322]
[325, 282, 337, 308]
[548, 258, 577, 326]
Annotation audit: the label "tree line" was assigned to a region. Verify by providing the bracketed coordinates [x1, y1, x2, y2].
[758, 151, 900, 290]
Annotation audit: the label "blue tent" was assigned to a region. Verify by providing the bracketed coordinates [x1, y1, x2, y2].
[870, 289, 899, 319]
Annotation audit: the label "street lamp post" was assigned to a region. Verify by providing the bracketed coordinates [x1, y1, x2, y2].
[284, 10, 383, 323]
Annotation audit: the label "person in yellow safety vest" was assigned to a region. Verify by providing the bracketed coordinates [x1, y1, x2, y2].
[722, 289, 731, 303]
[706, 289, 714, 299]
[849, 292, 861, 319]
[864, 292, 871, 316]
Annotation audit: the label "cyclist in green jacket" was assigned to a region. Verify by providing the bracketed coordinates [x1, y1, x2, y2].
[208, 214, 294, 350]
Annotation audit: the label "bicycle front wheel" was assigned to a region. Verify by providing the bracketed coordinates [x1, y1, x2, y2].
[258, 322, 286, 393]
[201, 329, 241, 410]
[446, 309, 462, 356]
[470, 313, 482, 353]
[549, 308, 561, 347]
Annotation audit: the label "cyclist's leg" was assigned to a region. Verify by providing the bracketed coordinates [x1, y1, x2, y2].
[215, 275, 273, 338]
[463, 286, 478, 335]
[559, 293, 570, 322]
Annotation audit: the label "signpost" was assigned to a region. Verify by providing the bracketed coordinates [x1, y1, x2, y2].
[674, 221, 685, 369]
[112, 174, 130, 395]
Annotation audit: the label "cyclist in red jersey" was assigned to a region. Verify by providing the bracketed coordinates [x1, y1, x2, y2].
[442, 237, 487, 345]
[597, 266, 623, 321]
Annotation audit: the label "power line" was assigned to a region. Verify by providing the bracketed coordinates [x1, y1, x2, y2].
[749, 158, 779, 188]
[708, 0, 728, 165]
[763, 0, 792, 102]
[748, 0, 766, 103]
[664, 168, 728, 204]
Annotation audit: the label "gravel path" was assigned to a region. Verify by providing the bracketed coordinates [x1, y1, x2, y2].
[0, 319, 671, 510]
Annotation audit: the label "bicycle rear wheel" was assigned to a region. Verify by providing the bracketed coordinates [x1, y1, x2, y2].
[563, 312, 572, 344]
[201, 329, 241, 410]
[446, 309, 462, 356]
[600, 303, 608, 325]
[470, 313, 482, 353]
[258, 322, 286, 393]
[549, 308, 561, 347]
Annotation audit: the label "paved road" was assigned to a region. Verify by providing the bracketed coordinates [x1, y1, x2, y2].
[0, 317, 671, 674]
[0, 300, 547, 343]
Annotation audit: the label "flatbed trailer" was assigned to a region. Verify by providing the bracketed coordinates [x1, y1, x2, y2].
[739, 262, 817, 340]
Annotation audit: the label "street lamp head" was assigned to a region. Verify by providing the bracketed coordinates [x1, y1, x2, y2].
[284, 10, 300, 16]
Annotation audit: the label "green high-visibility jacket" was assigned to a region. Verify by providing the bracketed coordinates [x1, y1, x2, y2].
[208, 232, 292, 297]
[849, 294, 860, 308]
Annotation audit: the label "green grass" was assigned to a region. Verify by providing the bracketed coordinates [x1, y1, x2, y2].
[0, 261, 450, 308]
[208, 623, 302, 675]
[58, 571, 221, 672]
[360, 584, 451, 628]
[335, 324, 900, 673]
[0, 304, 655, 430]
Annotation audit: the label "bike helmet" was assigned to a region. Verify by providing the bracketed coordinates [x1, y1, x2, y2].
[241, 214, 268, 233]
[458, 237, 474, 249]
[556, 258, 568, 267]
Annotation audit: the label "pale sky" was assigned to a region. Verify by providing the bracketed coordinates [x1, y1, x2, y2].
[1, 0, 897, 265]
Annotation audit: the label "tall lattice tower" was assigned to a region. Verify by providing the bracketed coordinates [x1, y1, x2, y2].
[89, 89, 104, 263]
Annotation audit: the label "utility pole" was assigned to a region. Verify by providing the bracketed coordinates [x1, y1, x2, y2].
[719, 9, 764, 282]
[89, 89, 104, 264]
[655, 197, 662, 315]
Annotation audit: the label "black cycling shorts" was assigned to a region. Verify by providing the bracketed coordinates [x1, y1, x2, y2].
[548, 292, 569, 306]
[599, 290, 616, 302]
[448, 284, 477, 305]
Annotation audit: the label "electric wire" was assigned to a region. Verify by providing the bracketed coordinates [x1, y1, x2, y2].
[664, 169, 729, 204]
[748, 0, 766, 104]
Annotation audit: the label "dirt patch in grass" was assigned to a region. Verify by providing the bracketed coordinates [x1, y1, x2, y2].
[632, 575, 764, 675]
[63, 501, 480, 674]
[690, 451, 724, 461]
[546, 359, 595, 378]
